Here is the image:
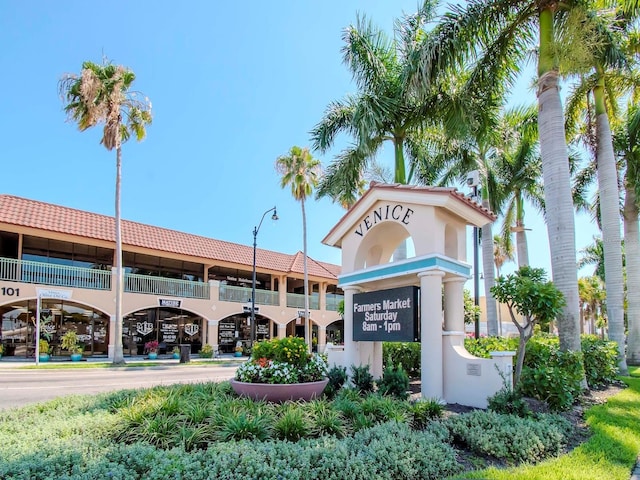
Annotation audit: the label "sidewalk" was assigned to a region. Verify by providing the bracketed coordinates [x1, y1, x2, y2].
[0, 353, 246, 368]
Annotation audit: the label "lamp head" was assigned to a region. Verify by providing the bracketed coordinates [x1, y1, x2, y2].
[271, 207, 278, 221]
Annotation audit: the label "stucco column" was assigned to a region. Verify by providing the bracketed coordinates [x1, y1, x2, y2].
[342, 285, 362, 374]
[277, 322, 287, 339]
[319, 282, 327, 311]
[278, 276, 287, 308]
[317, 325, 327, 353]
[108, 315, 116, 360]
[418, 270, 445, 399]
[443, 277, 466, 332]
[207, 320, 219, 352]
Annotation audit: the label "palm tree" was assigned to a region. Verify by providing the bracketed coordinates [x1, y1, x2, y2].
[615, 103, 640, 365]
[563, 4, 640, 372]
[578, 276, 606, 336]
[493, 105, 544, 268]
[311, 3, 443, 210]
[411, 0, 589, 363]
[493, 233, 515, 335]
[59, 60, 152, 365]
[275, 146, 321, 352]
[493, 234, 515, 280]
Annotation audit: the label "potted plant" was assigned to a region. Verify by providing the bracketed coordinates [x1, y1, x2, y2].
[38, 339, 51, 362]
[199, 344, 214, 358]
[172, 346, 180, 359]
[234, 342, 244, 357]
[61, 331, 83, 362]
[144, 340, 159, 360]
[231, 336, 329, 402]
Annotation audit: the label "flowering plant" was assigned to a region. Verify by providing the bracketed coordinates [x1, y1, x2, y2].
[144, 340, 159, 353]
[235, 337, 328, 384]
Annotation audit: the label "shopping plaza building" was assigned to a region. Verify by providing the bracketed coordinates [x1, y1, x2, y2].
[0, 195, 344, 358]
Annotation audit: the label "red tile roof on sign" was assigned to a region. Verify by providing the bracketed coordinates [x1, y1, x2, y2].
[0, 195, 339, 280]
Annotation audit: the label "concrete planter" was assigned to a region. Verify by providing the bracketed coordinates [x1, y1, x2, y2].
[230, 378, 328, 403]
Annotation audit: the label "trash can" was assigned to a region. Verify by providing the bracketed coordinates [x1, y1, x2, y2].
[179, 344, 191, 364]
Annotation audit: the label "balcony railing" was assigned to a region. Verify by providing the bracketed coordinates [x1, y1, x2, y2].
[286, 292, 320, 310]
[124, 273, 210, 299]
[218, 284, 279, 306]
[0, 257, 111, 290]
[326, 293, 344, 311]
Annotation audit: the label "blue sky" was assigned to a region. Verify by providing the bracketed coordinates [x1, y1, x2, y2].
[0, 1, 599, 282]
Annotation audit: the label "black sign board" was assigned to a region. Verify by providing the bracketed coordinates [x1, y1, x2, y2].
[159, 299, 182, 308]
[352, 286, 419, 342]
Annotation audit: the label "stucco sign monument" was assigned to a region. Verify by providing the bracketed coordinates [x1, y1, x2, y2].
[322, 182, 515, 408]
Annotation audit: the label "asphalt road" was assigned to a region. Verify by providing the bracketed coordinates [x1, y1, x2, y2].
[0, 363, 239, 410]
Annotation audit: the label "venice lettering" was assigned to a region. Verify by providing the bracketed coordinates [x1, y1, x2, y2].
[354, 204, 414, 237]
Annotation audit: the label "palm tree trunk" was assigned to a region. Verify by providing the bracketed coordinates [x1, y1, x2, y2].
[537, 10, 582, 360]
[515, 194, 529, 267]
[302, 199, 311, 353]
[113, 146, 125, 364]
[624, 182, 640, 365]
[595, 106, 628, 374]
[481, 199, 498, 336]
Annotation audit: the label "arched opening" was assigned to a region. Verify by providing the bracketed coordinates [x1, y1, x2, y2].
[218, 313, 274, 353]
[353, 222, 413, 270]
[0, 299, 109, 357]
[123, 307, 204, 356]
[326, 319, 344, 345]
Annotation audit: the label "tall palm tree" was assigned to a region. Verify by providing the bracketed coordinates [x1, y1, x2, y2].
[493, 233, 515, 335]
[493, 105, 544, 268]
[615, 103, 640, 364]
[311, 2, 443, 209]
[578, 275, 607, 336]
[411, 0, 589, 363]
[59, 60, 152, 365]
[275, 146, 321, 352]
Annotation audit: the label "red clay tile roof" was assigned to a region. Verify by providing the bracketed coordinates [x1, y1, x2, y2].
[0, 195, 339, 280]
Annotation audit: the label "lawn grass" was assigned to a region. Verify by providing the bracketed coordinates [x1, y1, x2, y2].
[448, 366, 640, 480]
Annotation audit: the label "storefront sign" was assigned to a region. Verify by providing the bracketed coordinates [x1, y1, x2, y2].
[159, 299, 181, 308]
[352, 286, 419, 342]
[354, 203, 414, 237]
[36, 288, 72, 299]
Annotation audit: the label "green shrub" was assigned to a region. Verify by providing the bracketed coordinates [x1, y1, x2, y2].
[445, 410, 571, 464]
[252, 336, 308, 367]
[409, 398, 445, 430]
[581, 335, 619, 387]
[520, 338, 584, 411]
[273, 403, 311, 441]
[324, 364, 347, 399]
[215, 411, 273, 441]
[377, 363, 410, 399]
[199, 344, 214, 358]
[350, 364, 374, 394]
[487, 386, 531, 417]
[383, 342, 421, 376]
[307, 399, 348, 438]
[464, 336, 518, 358]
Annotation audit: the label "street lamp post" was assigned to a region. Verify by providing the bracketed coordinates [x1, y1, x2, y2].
[250, 206, 278, 346]
[466, 170, 481, 339]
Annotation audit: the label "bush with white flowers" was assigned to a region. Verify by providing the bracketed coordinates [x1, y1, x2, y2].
[235, 337, 328, 384]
